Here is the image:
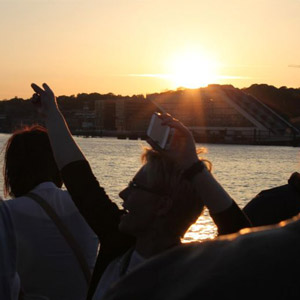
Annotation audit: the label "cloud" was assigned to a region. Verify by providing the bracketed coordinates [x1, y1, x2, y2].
[126, 74, 252, 80]
[217, 75, 252, 80]
[288, 64, 300, 68]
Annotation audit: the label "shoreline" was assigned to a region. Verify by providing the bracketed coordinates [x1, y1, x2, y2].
[70, 130, 300, 147]
[1, 130, 299, 147]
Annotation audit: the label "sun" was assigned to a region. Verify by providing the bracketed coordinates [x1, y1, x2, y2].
[168, 51, 219, 89]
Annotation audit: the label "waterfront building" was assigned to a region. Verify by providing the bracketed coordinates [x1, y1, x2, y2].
[95, 98, 156, 137]
[91, 85, 300, 144]
[147, 85, 299, 144]
[95, 99, 116, 131]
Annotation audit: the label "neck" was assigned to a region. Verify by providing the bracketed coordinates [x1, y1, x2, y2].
[135, 233, 181, 259]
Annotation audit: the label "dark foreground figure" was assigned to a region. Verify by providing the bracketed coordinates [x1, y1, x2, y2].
[30, 82, 251, 300]
[244, 172, 300, 226]
[103, 215, 300, 300]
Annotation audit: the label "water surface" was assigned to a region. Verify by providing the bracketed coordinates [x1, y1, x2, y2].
[1, 134, 298, 241]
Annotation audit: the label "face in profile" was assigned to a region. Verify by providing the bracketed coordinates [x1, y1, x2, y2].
[118, 165, 163, 237]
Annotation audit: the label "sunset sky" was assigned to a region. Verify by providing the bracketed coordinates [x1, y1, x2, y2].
[0, 0, 299, 99]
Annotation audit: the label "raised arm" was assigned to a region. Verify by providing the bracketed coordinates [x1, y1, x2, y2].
[153, 114, 251, 234]
[30, 83, 134, 244]
[31, 83, 84, 169]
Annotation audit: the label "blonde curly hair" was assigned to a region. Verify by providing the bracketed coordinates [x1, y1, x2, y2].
[140, 147, 211, 237]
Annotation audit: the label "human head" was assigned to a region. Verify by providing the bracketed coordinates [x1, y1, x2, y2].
[119, 148, 206, 239]
[3, 125, 62, 198]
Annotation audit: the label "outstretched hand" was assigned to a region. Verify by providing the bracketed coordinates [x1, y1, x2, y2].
[147, 114, 199, 170]
[31, 83, 59, 118]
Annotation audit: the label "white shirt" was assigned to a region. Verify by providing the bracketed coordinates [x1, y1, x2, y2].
[92, 250, 145, 300]
[0, 200, 20, 300]
[6, 182, 99, 300]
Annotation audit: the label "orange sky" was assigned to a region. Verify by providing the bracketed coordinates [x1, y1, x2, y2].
[0, 0, 299, 99]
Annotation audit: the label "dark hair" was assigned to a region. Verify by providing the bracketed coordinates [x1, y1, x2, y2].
[3, 125, 62, 198]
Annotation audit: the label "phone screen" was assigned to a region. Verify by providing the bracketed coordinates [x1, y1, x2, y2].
[147, 113, 171, 149]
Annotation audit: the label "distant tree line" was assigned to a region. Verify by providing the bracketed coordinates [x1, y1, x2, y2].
[0, 92, 145, 133]
[0, 84, 299, 133]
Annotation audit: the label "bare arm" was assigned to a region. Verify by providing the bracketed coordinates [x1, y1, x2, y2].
[155, 114, 233, 214]
[31, 83, 135, 257]
[31, 83, 85, 169]
[151, 114, 251, 233]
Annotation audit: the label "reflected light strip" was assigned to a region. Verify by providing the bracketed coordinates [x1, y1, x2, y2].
[127, 74, 251, 80]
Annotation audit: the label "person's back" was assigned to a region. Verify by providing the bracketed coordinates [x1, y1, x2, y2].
[102, 216, 300, 300]
[6, 182, 98, 299]
[3, 125, 98, 300]
[0, 200, 20, 300]
[243, 172, 300, 226]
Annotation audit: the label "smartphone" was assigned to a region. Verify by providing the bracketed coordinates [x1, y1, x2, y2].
[147, 113, 174, 149]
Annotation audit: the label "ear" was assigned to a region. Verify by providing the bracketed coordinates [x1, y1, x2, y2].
[155, 196, 173, 216]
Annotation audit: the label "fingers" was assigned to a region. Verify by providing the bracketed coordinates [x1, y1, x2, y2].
[160, 114, 189, 135]
[42, 83, 54, 95]
[31, 93, 41, 104]
[146, 138, 164, 152]
[31, 83, 44, 94]
[159, 113, 178, 126]
[30, 82, 57, 115]
[157, 113, 195, 148]
[158, 113, 173, 122]
[31, 83, 54, 96]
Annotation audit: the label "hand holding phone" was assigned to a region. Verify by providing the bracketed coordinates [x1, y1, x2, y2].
[147, 113, 174, 149]
[147, 113, 200, 170]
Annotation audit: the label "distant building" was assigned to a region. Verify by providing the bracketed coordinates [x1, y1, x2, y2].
[65, 103, 96, 132]
[95, 99, 116, 131]
[87, 85, 300, 144]
[95, 98, 156, 135]
[147, 85, 299, 144]
[0, 114, 8, 131]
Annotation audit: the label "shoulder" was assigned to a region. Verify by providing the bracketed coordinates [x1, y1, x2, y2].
[0, 201, 13, 226]
[0, 201, 16, 260]
[0, 202, 18, 300]
[4, 195, 33, 212]
[257, 184, 296, 198]
[5, 184, 78, 218]
[244, 183, 300, 226]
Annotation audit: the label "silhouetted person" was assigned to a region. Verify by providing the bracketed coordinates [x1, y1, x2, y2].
[243, 172, 300, 226]
[30, 83, 250, 300]
[4, 125, 98, 300]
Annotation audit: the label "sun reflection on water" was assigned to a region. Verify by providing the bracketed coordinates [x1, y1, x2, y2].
[182, 209, 217, 243]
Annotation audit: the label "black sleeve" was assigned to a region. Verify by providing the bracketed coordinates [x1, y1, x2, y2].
[61, 160, 135, 300]
[211, 201, 252, 236]
[61, 160, 135, 247]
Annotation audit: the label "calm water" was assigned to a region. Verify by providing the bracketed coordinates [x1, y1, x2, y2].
[0, 134, 299, 242]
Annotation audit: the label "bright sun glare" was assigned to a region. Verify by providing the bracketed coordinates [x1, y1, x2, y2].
[168, 52, 219, 89]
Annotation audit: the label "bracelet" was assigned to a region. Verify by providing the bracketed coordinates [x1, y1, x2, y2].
[182, 160, 205, 181]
